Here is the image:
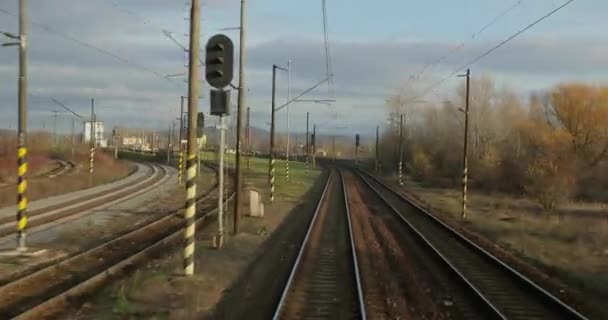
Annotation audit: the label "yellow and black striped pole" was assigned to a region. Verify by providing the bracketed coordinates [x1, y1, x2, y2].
[15, 0, 28, 251]
[270, 158, 275, 202]
[284, 159, 289, 181]
[183, 0, 200, 276]
[89, 147, 95, 174]
[184, 153, 197, 274]
[89, 98, 95, 175]
[177, 148, 183, 184]
[16, 146, 27, 249]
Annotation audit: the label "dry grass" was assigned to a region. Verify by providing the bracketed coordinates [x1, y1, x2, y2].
[67, 156, 322, 319]
[399, 180, 608, 308]
[0, 149, 134, 208]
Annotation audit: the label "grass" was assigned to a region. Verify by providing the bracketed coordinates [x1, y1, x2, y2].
[395, 178, 608, 311]
[66, 154, 323, 319]
[203, 151, 321, 201]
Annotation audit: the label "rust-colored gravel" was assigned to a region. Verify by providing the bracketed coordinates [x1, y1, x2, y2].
[344, 171, 449, 320]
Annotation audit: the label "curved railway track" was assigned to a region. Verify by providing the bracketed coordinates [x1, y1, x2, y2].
[0, 163, 169, 240]
[0, 163, 229, 319]
[352, 167, 589, 320]
[0, 160, 75, 190]
[45, 160, 75, 179]
[273, 169, 365, 320]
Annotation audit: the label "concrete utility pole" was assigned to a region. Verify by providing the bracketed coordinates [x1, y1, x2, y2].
[14, 0, 28, 250]
[331, 135, 335, 162]
[178, 96, 185, 184]
[268, 64, 287, 203]
[89, 98, 95, 174]
[114, 128, 119, 159]
[398, 114, 404, 186]
[459, 68, 471, 219]
[313, 125, 318, 167]
[234, 0, 246, 234]
[305, 112, 309, 176]
[269, 65, 277, 202]
[375, 125, 379, 174]
[167, 122, 174, 164]
[285, 60, 291, 181]
[71, 118, 75, 161]
[183, 0, 201, 276]
[246, 106, 251, 169]
[51, 110, 58, 146]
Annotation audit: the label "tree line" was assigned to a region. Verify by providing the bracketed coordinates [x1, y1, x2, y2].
[382, 77, 608, 211]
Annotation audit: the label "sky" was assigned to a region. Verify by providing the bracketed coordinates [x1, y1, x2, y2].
[1, 0, 607, 137]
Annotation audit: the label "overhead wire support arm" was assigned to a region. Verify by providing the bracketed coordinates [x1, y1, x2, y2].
[1, 31, 19, 39]
[50, 98, 86, 120]
[275, 76, 331, 112]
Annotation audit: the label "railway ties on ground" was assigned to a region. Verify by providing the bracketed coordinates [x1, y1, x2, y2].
[273, 168, 365, 320]
[352, 168, 589, 320]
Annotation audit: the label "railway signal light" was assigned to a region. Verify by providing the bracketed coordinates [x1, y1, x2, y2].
[355, 134, 360, 147]
[197, 112, 205, 137]
[205, 34, 234, 90]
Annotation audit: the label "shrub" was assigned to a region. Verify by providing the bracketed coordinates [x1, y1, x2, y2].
[524, 158, 576, 212]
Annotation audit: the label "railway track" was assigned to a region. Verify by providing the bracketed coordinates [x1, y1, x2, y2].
[352, 168, 589, 320]
[273, 169, 365, 320]
[45, 160, 75, 179]
[0, 163, 169, 240]
[0, 163, 229, 319]
[0, 160, 75, 190]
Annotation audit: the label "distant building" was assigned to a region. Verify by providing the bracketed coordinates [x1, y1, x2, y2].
[84, 121, 107, 147]
[122, 136, 151, 151]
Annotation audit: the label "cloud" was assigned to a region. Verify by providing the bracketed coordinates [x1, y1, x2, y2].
[1, 1, 608, 135]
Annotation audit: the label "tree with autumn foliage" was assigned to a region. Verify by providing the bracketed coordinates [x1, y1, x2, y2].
[383, 79, 608, 211]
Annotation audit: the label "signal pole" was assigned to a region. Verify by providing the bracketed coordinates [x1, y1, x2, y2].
[398, 114, 404, 186]
[234, 0, 246, 234]
[459, 68, 471, 219]
[183, 0, 201, 276]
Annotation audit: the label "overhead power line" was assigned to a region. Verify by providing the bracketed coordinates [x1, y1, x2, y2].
[408, 0, 523, 84]
[410, 0, 576, 103]
[321, 0, 334, 98]
[0, 7, 174, 84]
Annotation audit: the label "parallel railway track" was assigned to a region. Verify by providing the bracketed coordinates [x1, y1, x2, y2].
[0, 163, 168, 240]
[0, 163, 228, 319]
[352, 168, 589, 320]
